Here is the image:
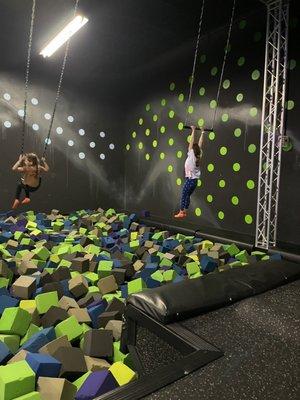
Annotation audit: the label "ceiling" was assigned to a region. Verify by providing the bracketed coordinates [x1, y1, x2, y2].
[0, 0, 265, 102]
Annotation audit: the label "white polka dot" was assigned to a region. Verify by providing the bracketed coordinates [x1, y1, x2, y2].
[100, 153, 105, 160]
[18, 109, 25, 117]
[44, 113, 51, 120]
[45, 138, 51, 145]
[79, 129, 85, 136]
[99, 131, 106, 138]
[56, 127, 63, 135]
[79, 152, 85, 159]
[31, 98, 38, 105]
[3, 93, 11, 101]
[4, 121, 11, 128]
[67, 116, 74, 122]
[68, 140, 74, 146]
[32, 124, 39, 131]
[109, 143, 115, 150]
[89, 142, 95, 148]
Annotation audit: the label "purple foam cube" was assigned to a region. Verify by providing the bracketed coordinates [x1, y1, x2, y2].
[75, 370, 118, 400]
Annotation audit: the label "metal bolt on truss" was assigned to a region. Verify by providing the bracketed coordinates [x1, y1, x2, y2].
[255, 0, 290, 250]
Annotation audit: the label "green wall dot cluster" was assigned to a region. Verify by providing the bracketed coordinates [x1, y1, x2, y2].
[161, 98, 167, 106]
[178, 93, 184, 102]
[249, 107, 258, 117]
[218, 211, 225, 220]
[236, 93, 244, 102]
[197, 180, 202, 187]
[219, 179, 226, 188]
[234, 128, 242, 137]
[221, 113, 229, 122]
[251, 69, 260, 80]
[170, 82, 175, 91]
[169, 110, 175, 118]
[198, 118, 205, 127]
[245, 215, 253, 224]
[177, 150, 183, 158]
[160, 152, 165, 160]
[168, 138, 174, 146]
[168, 164, 173, 172]
[139, 118, 144, 125]
[152, 140, 158, 148]
[233, 163, 241, 172]
[126, 144, 130, 151]
[247, 180, 255, 189]
[199, 87, 205, 96]
[176, 178, 182, 186]
[207, 194, 213, 203]
[207, 163, 214, 172]
[231, 196, 239, 205]
[178, 122, 184, 130]
[145, 128, 150, 136]
[195, 208, 202, 216]
[160, 125, 166, 134]
[210, 100, 217, 109]
[237, 56, 245, 66]
[219, 146, 228, 156]
[146, 104, 151, 111]
[248, 144, 256, 153]
[153, 114, 158, 122]
[209, 131, 215, 140]
[145, 153, 150, 160]
[138, 142, 143, 150]
[223, 79, 230, 89]
[211, 66, 218, 76]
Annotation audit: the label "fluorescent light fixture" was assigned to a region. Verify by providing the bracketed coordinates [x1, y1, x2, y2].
[40, 15, 88, 58]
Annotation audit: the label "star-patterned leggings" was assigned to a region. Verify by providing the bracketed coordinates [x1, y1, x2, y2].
[180, 178, 198, 210]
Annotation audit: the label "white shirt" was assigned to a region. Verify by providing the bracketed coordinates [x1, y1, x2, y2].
[185, 149, 201, 179]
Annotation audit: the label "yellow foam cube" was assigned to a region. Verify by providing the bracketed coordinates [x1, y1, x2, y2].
[109, 362, 136, 386]
[20, 300, 37, 310]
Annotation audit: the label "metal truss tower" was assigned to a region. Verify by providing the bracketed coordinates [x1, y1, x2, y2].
[255, 0, 290, 249]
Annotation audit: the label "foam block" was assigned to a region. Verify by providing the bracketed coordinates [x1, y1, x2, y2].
[37, 377, 77, 400]
[68, 308, 91, 324]
[0, 360, 35, 400]
[0, 340, 12, 364]
[0, 295, 19, 315]
[75, 370, 118, 399]
[0, 307, 31, 336]
[39, 335, 71, 356]
[26, 352, 62, 378]
[58, 296, 79, 311]
[55, 316, 83, 342]
[84, 356, 111, 372]
[52, 347, 87, 380]
[109, 361, 137, 386]
[35, 291, 59, 314]
[7, 349, 29, 364]
[13, 392, 41, 400]
[41, 306, 69, 328]
[97, 275, 118, 295]
[68, 276, 89, 298]
[83, 329, 113, 358]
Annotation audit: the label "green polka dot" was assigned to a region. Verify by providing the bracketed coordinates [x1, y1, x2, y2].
[210, 100, 217, 109]
[207, 194, 213, 203]
[219, 146, 228, 156]
[236, 93, 244, 102]
[145, 153, 150, 160]
[146, 104, 151, 111]
[199, 87, 205, 96]
[224, 43, 231, 53]
[132, 131, 137, 139]
[187, 135, 192, 143]
[248, 144, 256, 153]
[195, 208, 202, 217]
[139, 118, 143, 125]
[237, 56, 245, 66]
[198, 118, 205, 127]
[200, 54, 206, 63]
[249, 107, 258, 117]
[211, 67, 218, 76]
[287, 100, 294, 110]
[289, 59, 296, 70]
[167, 165, 173, 173]
[176, 178, 182, 186]
[247, 180, 255, 190]
[160, 126, 166, 134]
[177, 151, 183, 159]
[138, 142, 143, 150]
[223, 79, 230, 89]
[161, 98, 167, 106]
[252, 69, 260, 80]
[209, 131, 215, 140]
[219, 179, 226, 188]
[245, 215, 253, 224]
[207, 163, 215, 172]
[145, 128, 151, 136]
[152, 140, 158, 148]
[234, 128, 242, 137]
[169, 110, 175, 119]
[178, 122, 184, 131]
[233, 163, 241, 172]
[153, 114, 158, 122]
[188, 105, 194, 114]
[188, 75, 194, 84]
[160, 152, 165, 160]
[239, 20, 247, 29]
[218, 211, 225, 220]
[254, 32, 262, 42]
[231, 196, 239, 205]
[170, 82, 175, 91]
[197, 180, 202, 187]
[125, 144, 130, 151]
[221, 113, 229, 122]
[178, 93, 185, 102]
[168, 138, 174, 146]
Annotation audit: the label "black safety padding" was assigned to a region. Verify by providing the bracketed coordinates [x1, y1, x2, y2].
[127, 260, 300, 324]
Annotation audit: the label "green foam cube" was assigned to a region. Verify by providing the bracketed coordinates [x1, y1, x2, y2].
[13, 392, 41, 400]
[0, 278, 9, 289]
[127, 278, 146, 295]
[186, 262, 200, 277]
[55, 316, 83, 342]
[0, 307, 31, 336]
[227, 243, 240, 256]
[20, 324, 41, 346]
[73, 371, 92, 390]
[35, 291, 59, 314]
[0, 360, 35, 400]
[163, 270, 177, 282]
[0, 334, 20, 353]
[151, 270, 164, 282]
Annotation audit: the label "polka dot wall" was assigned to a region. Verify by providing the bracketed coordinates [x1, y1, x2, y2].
[0, 92, 116, 162]
[124, 13, 297, 233]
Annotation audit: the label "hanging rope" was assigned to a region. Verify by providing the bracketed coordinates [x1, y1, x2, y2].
[184, 0, 206, 126]
[211, 0, 236, 130]
[21, 0, 36, 155]
[42, 0, 80, 157]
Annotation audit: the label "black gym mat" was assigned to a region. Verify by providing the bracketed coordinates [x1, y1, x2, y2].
[143, 280, 300, 400]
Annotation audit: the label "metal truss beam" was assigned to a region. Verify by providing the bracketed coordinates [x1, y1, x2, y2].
[255, 0, 290, 249]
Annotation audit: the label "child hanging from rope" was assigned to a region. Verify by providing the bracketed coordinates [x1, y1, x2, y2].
[174, 126, 204, 218]
[11, 153, 49, 209]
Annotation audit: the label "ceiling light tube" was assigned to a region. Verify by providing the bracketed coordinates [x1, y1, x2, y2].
[40, 15, 88, 58]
